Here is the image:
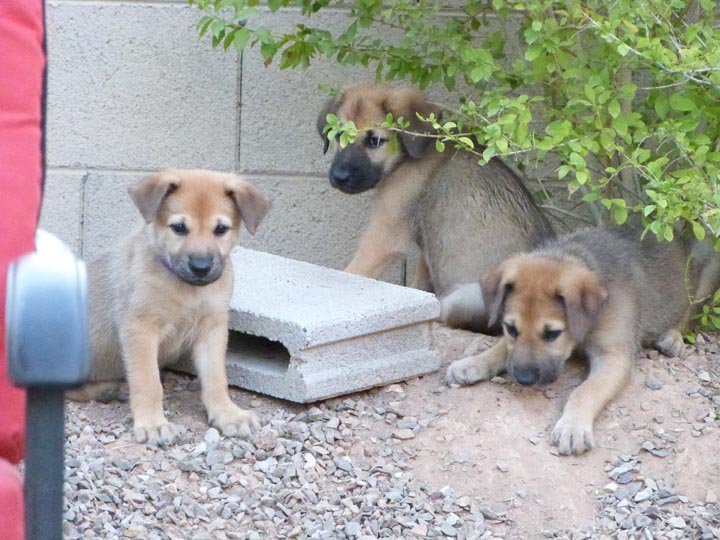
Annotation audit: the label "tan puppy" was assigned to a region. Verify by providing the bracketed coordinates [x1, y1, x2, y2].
[317, 84, 555, 333]
[76, 169, 269, 445]
[446, 228, 719, 455]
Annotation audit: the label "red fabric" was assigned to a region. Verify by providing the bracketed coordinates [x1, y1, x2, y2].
[0, 459, 24, 540]
[0, 0, 46, 467]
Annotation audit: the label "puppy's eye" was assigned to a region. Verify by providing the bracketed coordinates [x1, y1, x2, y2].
[170, 223, 188, 236]
[367, 135, 386, 149]
[214, 224, 229, 237]
[543, 329, 562, 342]
[504, 322, 519, 338]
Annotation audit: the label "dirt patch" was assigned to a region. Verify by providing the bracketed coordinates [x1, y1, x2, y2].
[397, 326, 720, 537]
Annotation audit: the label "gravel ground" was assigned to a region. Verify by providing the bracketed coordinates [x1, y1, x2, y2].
[62, 326, 720, 539]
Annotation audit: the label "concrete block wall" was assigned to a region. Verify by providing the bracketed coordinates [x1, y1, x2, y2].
[41, 1, 407, 283]
[41, 2, 564, 284]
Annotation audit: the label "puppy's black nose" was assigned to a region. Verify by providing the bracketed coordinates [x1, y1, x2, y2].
[188, 255, 213, 278]
[513, 366, 540, 386]
[330, 164, 352, 185]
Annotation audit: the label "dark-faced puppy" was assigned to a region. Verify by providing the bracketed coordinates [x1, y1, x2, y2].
[71, 169, 270, 446]
[317, 84, 555, 332]
[446, 228, 715, 455]
[318, 85, 435, 194]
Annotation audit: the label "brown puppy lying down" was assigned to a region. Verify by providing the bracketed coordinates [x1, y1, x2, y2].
[446, 228, 720, 455]
[71, 169, 269, 445]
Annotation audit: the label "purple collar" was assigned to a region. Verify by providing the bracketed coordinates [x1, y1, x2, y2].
[158, 256, 175, 275]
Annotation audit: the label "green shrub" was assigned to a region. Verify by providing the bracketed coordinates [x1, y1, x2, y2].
[190, 0, 719, 243]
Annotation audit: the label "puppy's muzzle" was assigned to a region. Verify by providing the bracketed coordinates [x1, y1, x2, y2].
[512, 365, 541, 386]
[510, 363, 559, 386]
[329, 164, 352, 188]
[188, 255, 214, 279]
[168, 253, 224, 286]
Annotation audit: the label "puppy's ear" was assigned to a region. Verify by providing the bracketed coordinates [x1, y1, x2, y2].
[558, 267, 608, 343]
[129, 172, 180, 223]
[225, 177, 270, 235]
[317, 93, 342, 155]
[481, 261, 514, 327]
[383, 88, 439, 159]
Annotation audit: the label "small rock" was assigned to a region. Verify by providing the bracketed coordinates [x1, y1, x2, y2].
[645, 378, 663, 390]
[440, 521, 458, 537]
[410, 523, 428, 537]
[392, 429, 415, 440]
[667, 516, 686, 529]
[496, 462, 509, 473]
[345, 521, 362, 537]
[204, 428, 221, 445]
[634, 488, 653, 502]
[334, 456, 353, 472]
[396, 417, 418, 430]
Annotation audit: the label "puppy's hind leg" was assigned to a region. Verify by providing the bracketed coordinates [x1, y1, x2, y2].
[66, 382, 127, 403]
[411, 253, 432, 292]
[445, 338, 508, 386]
[193, 318, 259, 439]
[439, 282, 485, 330]
[654, 327, 685, 359]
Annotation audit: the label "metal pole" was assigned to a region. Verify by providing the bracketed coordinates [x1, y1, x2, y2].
[23, 387, 66, 540]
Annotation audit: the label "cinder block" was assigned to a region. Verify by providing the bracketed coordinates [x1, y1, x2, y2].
[179, 247, 440, 402]
[45, 2, 239, 170]
[38, 169, 85, 255]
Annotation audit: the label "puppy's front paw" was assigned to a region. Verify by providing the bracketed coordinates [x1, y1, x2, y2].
[134, 421, 185, 446]
[445, 355, 495, 386]
[209, 404, 259, 439]
[655, 328, 685, 358]
[550, 414, 594, 456]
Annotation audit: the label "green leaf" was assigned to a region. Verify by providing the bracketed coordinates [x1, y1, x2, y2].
[435, 139, 445, 153]
[614, 206, 628, 225]
[664, 226, 674, 242]
[608, 99, 620, 119]
[458, 137, 475, 149]
[692, 221, 706, 241]
[525, 44, 543, 62]
[669, 94, 697, 112]
[232, 27, 252, 50]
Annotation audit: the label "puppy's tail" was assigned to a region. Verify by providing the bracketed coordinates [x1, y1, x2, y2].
[439, 282, 487, 331]
[66, 382, 127, 403]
